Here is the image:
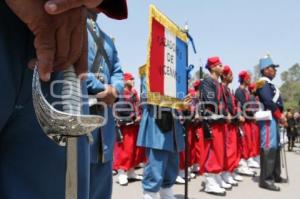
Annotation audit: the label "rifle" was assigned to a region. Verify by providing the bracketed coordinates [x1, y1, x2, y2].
[115, 121, 123, 142]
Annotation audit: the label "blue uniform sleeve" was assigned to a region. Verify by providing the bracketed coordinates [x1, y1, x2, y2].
[110, 44, 124, 95]
[257, 83, 278, 113]
[86, 31, 106, 94]
[86, 74, 106, 94]
[86, 29, 123, 95]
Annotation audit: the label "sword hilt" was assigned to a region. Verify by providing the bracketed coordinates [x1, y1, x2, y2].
[62, 66, 81, 114]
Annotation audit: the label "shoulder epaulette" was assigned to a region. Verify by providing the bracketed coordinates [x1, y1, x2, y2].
[256, 79, 266, 89]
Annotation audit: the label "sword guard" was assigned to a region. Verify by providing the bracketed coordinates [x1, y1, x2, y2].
[32, 66, 104, 146]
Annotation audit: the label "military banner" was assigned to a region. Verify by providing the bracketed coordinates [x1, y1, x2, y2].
[144, 5, 188, 109]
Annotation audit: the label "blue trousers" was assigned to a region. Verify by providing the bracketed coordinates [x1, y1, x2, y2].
[0, 2, 90, 198]
[142, 148, 179, 193]
[90, 161, 113, 199]
[258, 118, 280, 149]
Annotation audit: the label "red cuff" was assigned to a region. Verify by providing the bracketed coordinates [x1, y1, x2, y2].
[273, 109, 282, 120]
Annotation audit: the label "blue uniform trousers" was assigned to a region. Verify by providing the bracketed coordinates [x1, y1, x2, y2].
[258, 117, 280, 149]
[258, 117, 282, 186]
[90, 161, 113, 199]
[142, 148, 179, 193]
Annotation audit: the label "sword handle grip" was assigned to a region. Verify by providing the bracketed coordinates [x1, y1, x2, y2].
[62, 66, 81, 114]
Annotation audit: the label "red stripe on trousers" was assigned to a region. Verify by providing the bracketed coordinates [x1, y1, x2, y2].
[265, 121, 270, 149]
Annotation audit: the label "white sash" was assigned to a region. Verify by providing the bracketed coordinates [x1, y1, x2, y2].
[259, 77, 280, 103]
[254, 110, 272, 121]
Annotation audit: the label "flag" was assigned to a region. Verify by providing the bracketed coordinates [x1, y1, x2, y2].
[149, 18, 187, 99]
[145, 5, 188, 108]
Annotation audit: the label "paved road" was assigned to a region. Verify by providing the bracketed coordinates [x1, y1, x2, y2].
[112, 144, 300, 199]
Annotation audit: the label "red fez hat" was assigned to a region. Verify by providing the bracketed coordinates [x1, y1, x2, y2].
[98, 0, 128, 20]
[248, 83, 256, 92]
[223, 65, 232, 75]
[238, 70, 251, 81]
[123, 72, 134, 81]
[193, 80, 201, 89]
[205, 56, 222, 70]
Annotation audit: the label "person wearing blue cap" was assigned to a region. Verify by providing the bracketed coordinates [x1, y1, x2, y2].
[256, 55, 288, 191]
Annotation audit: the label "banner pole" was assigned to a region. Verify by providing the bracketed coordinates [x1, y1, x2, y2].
[183, 22, 189, 199]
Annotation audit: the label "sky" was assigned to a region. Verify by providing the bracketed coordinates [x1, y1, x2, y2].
[97, 0, 300, 90]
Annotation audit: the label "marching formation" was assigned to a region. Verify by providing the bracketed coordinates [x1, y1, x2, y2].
[110, 56, 288, 199]
[0, 0, 293, 199]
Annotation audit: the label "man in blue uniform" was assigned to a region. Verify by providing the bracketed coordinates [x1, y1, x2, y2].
[0, 0, 126, 199]
[85, 3, 127, 198]
[256, 55, 288, 191]
[137, 71, 185, 199]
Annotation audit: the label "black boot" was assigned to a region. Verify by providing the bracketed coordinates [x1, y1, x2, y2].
[274, 148, 288, 183]
[288, 137, 292, 151]
[292, 137, 296, 148]
[259, 149, 280, 191]
[291, 138, 295, 150]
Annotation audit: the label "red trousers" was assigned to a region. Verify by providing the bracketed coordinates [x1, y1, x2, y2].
[113, 125, 145, 171]
[224, 123, 240, 172]
[179, 125, 201, 170]
[197, 127, 210, 175]
[239, 121, 259, 159]
[239, 121, 253, 160]
[203, 123, 226, 174]
[236, 134, 242, 168]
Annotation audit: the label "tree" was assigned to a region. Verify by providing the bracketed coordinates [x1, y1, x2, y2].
[288, 63, 300, 81]
[280, 71, 289, 82]
[280, 63, 300, 110]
